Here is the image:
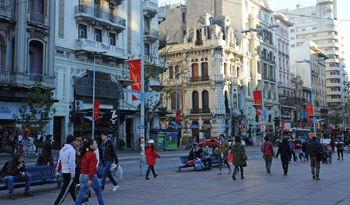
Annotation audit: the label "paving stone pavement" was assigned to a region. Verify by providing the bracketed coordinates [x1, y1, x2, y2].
[1, 149, 350, 205]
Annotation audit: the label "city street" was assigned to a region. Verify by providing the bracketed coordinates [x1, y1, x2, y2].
[1, 146, 350, 204]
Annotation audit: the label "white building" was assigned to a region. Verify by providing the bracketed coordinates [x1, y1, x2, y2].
[281, 0, 349, 109]
[53, 0, 165, 149]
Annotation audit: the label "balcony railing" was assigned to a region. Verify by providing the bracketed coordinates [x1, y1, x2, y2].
[29, 11, 45, 24]
[144, 28, 159, 36]
[75, 39, 125, 58]
[190, 76, 210, 82]
[0, 3, 12, 19]
[75, 5, 126, 28]
[143, 0, 159, 18]
[190, 108, 211, 114]
[195, 40, 203, 45]
[0, 70, 10, 84]
[262, 75, 276, 82]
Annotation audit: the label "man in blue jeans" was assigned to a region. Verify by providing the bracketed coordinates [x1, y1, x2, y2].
[99, 132, 119, 191]
[2, 154, 34, 200]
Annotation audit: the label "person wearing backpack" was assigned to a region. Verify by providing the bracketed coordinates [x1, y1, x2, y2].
[306, 136, 323, 180]
[261, 136, 274, 174]
[2, 154, 34, 200]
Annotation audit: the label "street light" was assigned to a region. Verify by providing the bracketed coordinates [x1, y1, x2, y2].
[279, 97, 287, 138]
[296, 58, 326, 139]
[175, 72, 187, 130]
[242, 25, 278, 144]
[92, 51, 106, 139]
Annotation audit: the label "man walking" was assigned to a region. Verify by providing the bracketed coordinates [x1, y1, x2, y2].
[306, 136, 323, 180]
[99, 132, 119, 191]
[335, 138, 344, 160]
[2, 154, 34, 200]
[261, 136, 274, 173]
[42, 135, 54, 170]
[54, 135, 76, 205]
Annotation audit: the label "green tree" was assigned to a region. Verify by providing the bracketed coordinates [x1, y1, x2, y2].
[13, 80, 56, 136]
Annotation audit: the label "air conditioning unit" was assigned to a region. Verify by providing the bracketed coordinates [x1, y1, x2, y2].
[75, 100, 83, 111]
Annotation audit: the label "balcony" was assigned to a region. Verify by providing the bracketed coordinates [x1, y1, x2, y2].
[311, 70, 320, 76]
[0, 3, 12, 22]
[262, 75, 276, 83]
[195, 39, 203, 46]
[28, 11, 45, 25]
[143, 0, 158, 18]
[325, 50, 339, 56]
[158, 9, 166, 24]
[327, 98, 342, 103]
[75, 5, 126, 31]
[144, 28, 159, 44]
[190, 108, 211, 114]
[75, 39, 126, 60]
[0, 70, 10, 84]
[327, 74, 341, 79]
[74, 77, 123, 99]
[190, 76, 210, 82]
[327, 58, 339, 63]
[327, 82, 341, 87]
[327, 91, 342, 95]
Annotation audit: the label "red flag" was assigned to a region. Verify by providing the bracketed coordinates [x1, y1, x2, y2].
[281, 121, 285, 130]
[301, 124, 305, 129]
[306, 105, 313, 123]
[176, 110, 181, 124]
[129, 59, 141, 101]
[330, 127, 332, 134]
[253, 91, 262, 116]
[94, 101, 100, 120]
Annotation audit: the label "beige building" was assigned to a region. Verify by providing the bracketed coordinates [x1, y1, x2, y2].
[281, 0, 349, 109]
[159, 0, 280, 144]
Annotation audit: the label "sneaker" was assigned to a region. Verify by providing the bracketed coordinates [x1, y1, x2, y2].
[217, 171, 221, 175]
[267, 169, 270, 174]
[154, 174, 158, 178]
[24, 192, 34, 197]
[316, 177, 320, 180]
[313, 175, 315, 179]
[241, 177, 244, 179]
[338, 158, 340, 160]
[8, 195, 16, 200]
[113, 185, 119, 191]
[232, 175, 236, 180]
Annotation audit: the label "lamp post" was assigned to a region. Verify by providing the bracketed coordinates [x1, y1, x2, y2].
[92, 51, 106, 139]
[279, 97, 286, 138]
[175, 72, 187, 129]
[242, 25, 278, 144]
[296, 58, 326, 139]
[253, 104, 261, 146]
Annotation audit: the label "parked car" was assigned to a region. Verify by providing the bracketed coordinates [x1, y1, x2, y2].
[197, 139, 218, 147]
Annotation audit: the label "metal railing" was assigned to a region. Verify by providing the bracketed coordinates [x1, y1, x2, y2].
[29, 11, 44, 24]
[75, 39, 125, 56]
[190, 108, 211, 114]
[75, 5, 126, 27]
[262, 75, 276, 82]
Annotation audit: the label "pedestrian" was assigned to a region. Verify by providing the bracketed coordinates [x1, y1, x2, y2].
[230, 136, 245, 180]
[54, 135, 77, 205]
[75, 138, 104, 205]
[345, 138, 350, 153]
[261, 136, 274, 173]
[217, 134, 231, 174]
[74, 137, 83, 185]
[294, 138, 302, 161]
[305, 136, 323, 180]
[276, 138, 292, 176]
[335, 137, 344, 160]
[34, 132, 43, 155]
[330, 138, 335, 153]
[41, 134, 54, 170]
[302, 140, 308, 162]
[99, 132, 119, 191]
[288, 138, 296, 163]
[145, 139, 161, 180]
[1, 154, 34, 200]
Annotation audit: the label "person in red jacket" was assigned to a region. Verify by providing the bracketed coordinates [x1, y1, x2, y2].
[75, 138, 104, 205]
[261, 136, 274, 173]
[145, 139, 161, 180]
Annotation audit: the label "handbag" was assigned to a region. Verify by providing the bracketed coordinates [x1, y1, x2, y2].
[242, 161, 247, 167]
[227, 154, 233, 163]
[240, 145, 248, 161]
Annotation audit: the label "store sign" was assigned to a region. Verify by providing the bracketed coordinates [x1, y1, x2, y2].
[0, 102, 39, 120]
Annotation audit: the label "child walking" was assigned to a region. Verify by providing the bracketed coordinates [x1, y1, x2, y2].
[145, 139, 161, 180]
[75, 138, 104, 205]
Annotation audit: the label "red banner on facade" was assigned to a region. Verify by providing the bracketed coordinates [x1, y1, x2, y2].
[306, 105, 313, 123]
[281, 121, 285, 130]
[301, 124, 305, 129]
[176, 110, 181, 124]
[94, 101, 100, 120]
[253, 91, 262, 116]
[129, 59, 141, 101]
[330, 127, 332, 134]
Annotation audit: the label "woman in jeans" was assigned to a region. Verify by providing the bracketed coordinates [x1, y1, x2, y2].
[217, 134, 231, 174]
[75, 138, 104, 205]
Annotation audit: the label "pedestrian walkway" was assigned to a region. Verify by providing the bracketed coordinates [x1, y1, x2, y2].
[1, 148, 350, 205]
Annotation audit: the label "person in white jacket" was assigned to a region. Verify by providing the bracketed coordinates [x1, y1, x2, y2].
[54, 135, 76, 205]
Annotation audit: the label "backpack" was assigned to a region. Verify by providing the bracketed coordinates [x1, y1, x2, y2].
[262, 141, 272, 153]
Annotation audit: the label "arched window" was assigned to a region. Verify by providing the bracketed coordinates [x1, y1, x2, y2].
[28, 40, 44, 81]
[201, 62, 208, 78]
[192, 63, 199, 81]
[0, 35, 5, 70]
[202, 90, 209, 113]
[169, 66, 173, 79]
[192, 91, 199, 111]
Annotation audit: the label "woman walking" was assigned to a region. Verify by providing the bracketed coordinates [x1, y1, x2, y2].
[145, 139, 161, 180]
[276, 138, 292, 176]
[75, 138, 104, 205]
[217, 134, 231, 174]
[230, 136, 245, 180]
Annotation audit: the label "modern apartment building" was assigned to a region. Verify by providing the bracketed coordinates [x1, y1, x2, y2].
[53, 0, 165, 149]
[281, 0, 349, 109]
[159, 0, 279, 144]
[0, 0, 56, 148]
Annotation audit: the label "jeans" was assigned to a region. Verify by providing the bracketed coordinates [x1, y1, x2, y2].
[302, 152, 306, 161]
[75, 174, 104, 205]
[3, 173, 31, 195]
[146, 165, 156, 177]
[263, 155, 273, 172]
[219, 154, 230, 171]
[232, 165, 243, 178]
[338, 149, 344, 159]
[101, 161, 118, 187]
[310, 157, 320, 178]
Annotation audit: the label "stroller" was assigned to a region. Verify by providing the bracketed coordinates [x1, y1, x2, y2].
[322, 145, 332, 164]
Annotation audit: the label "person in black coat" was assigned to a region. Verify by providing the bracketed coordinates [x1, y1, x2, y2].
[306, 137, 323, 180]
[276, 138, 292, 176]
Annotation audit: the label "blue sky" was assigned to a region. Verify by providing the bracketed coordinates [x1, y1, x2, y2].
[158, 0, 350, 72]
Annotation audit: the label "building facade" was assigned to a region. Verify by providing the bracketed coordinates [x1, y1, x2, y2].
[0, 0, 55, 149]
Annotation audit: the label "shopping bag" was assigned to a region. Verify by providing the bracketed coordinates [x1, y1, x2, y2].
[112, 165, 123, 179]
[194, 159, 204, 171]
[75, 184, 91, 203]
[227, 154, 233, 163]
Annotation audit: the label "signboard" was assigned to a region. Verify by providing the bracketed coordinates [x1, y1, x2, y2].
[306, 105, 313, 123]
[260, 123, 266, 132]
[253, 91, 262, 116]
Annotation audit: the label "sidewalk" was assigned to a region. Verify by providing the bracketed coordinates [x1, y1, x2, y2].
[1, 150, 350, 204]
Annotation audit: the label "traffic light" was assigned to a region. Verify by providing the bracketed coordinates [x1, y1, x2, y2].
[239, 125, 244, 132]
[340, 125, 344, 134]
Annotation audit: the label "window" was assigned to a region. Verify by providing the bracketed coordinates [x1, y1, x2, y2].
[327, 24, 334, 28]
[327, 9, 332, 13]
[201, 62, 208, 77]
[109, 33, 116, 46]
[312, 12, 316, 15]
[291, 44, 295, 48]
[192, 91, 199, 111]
[290, 29, 294, 33]
[313, 34, 317, 37]
[302, 28, 306, 31]
[202, 90, 209, 112]
[28, 40, 44, 81]
[169, 66, 173, 79]
[291, 37, 295, 40]
[328, 32, 333, 35]
[79, 24, 87, 38]
[94, 29, 102, 42]
[175, 66, 179, 79]
[171, 92, 176, 110]
[313, 27, 317, 30]
[182, 12, 186, 23]
[29, 0, 44, 14]
[192, 63, 199, 80]
[302, 35, 306, 39]
[0, 35, 5, 70]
